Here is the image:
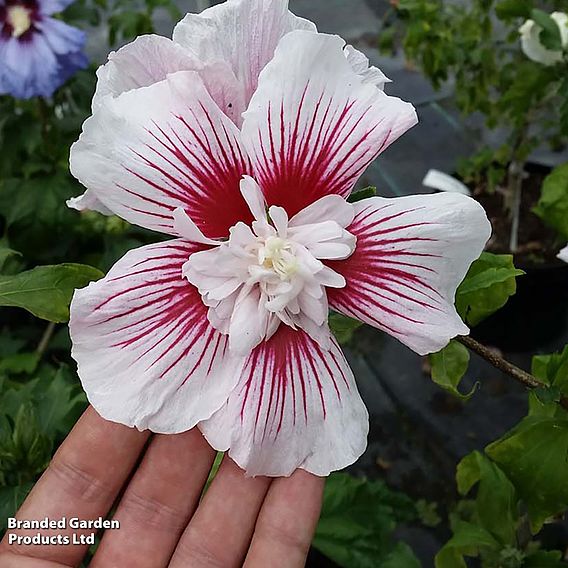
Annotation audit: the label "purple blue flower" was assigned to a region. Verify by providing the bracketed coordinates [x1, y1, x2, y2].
[0, 0, 88, 99]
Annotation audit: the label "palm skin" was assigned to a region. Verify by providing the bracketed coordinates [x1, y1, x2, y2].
[0, 407, 324, 567]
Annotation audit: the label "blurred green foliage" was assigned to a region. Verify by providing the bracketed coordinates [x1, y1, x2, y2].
[382, 0, 568, 242]
[534, 163, 568, 241]
[436, 360, 568, 567]
[313, 473, 419, 568]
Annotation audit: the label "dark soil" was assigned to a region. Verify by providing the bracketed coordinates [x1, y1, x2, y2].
[474, 163, 564, 268]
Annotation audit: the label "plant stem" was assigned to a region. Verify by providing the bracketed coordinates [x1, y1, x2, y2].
[457, 335, 568, 410]
[506, 122, 531, 254]
[36, 322, 56, 358]
[37, 97, 50, 143]
[508, 159, 524, 253]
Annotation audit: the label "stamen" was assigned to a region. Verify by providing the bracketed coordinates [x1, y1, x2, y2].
[259, 236, 298, 279]
[7, 5, 32, 38]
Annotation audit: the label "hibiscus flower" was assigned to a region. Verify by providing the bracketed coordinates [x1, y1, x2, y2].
[0, 0, 88, 99]
[68, 0, 491, 476]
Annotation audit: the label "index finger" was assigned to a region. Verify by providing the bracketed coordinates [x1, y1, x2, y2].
[0, 407, 149, 567]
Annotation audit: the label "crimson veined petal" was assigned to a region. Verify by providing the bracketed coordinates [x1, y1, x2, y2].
[69, 240, 243, 433]
[327, 193, 492, 356]
[70, 70, 253, 238]
[172, 0, 316, 117]
[241, 30, 418, 217]
[199, 326, 368, 476]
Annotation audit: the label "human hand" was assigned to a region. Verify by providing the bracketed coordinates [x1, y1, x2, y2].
[0, 407, 324, 567]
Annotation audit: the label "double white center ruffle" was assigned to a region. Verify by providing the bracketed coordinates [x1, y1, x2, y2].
[182, 177, 356, 353]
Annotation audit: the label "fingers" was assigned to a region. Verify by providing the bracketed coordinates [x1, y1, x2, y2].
[0, 552, 69, 567]
[90, 429, 216, 568]
[169, 457, 272, 568]
[243, 470, 325, 568]
[0, 407, 149, 567]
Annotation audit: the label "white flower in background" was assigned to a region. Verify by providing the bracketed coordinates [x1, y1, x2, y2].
[519, 11, 568, 66]
[559, 246, 568, 263]
[67, 0, 491, 477]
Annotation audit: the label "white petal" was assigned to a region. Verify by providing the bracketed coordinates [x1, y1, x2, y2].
[290, 194, 355, 228]
[94, 34, 244, 123]
[520, 19, 564, 66]
[240, 175, 267, 221]
[173, 0, 316, 113]
[289, 222, 356, 260]
[199, 327, 368, 476]
[69, 240, 241, 433]
[66, 189, 113, 215]
[307, 240, 354, 260]
[268, 206, 289, 237]
[241, 31, 417, 218]
[173, 207, 219, 245]
[71, 70, 252, 238]
[92, 35, 199, 111]
[552, 12, 568, 48]
[558, 245, 568, 263]
[229, 286, 265, 354]
[317, 265, 346, 289]
[344, 44, 390, 89]
[328, 193, 492, 355]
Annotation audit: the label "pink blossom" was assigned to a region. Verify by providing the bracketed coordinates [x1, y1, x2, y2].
[68, 0, 491, 476]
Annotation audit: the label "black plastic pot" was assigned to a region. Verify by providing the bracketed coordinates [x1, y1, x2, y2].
[472, 262, 568, 353]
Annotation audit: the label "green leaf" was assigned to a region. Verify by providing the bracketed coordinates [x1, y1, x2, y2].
[1, 367, 86, 440]
[531, 9, 563, 52]
[529, 346, 568, 417]
[531, 347, 568, 386]
[435, 521, 500, 568]
[495, 0, 530, 20]
[534, 163, 568, 241]
[202, 452, 224, 495]
[329, 313, 363, 345]
[528, 390, 563, 418]
[34, 367, 87, 438]
[533, 385, 562, 405]
[0, 352, 40, 376]
[0, 484, 33, 531]
[313, 473, 418, 568]
[525, 550, 565, 567]
[0, 403, 53, 484]
[378, 26, 397, 54]
[560, 77, 568, 137]
[429, 340, 476, 400]
[0, 263, 103, 322]
[486, 416, 568, 532]
[415, 499, 441, 528]
[0, 243, 21, 273]
[348, 186, 377, 203]
[380, 542, 420, 568]
[456, 451, 519, 545]
[456, 253, 524, 326]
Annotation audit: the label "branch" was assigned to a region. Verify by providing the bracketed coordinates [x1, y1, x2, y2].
[36, 321, 56, 358]
[457, 335, 568, 410]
